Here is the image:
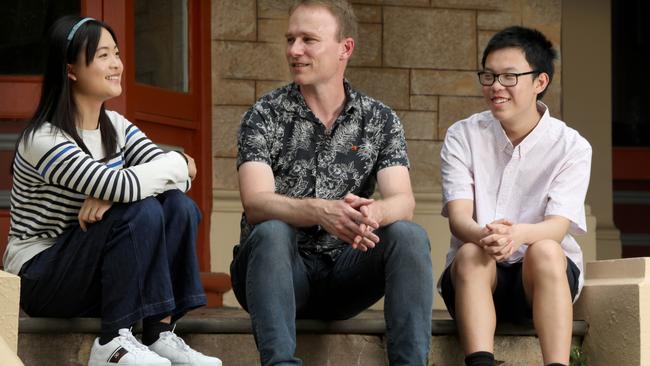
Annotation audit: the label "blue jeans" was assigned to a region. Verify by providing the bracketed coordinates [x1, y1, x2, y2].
[19, 190, 207, 331]
[230, 220, 433, 366]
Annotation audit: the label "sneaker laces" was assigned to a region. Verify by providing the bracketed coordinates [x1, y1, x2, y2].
[161, 325, 201, 355]
[117, 328, 151, 354]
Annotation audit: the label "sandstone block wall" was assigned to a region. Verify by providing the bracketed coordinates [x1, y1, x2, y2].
[212, 0, 562, 194]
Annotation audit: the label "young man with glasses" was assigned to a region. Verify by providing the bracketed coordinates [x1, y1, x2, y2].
[439, 26, 592, 366]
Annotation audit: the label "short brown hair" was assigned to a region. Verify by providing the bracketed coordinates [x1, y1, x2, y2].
[289, 0, 358, 41]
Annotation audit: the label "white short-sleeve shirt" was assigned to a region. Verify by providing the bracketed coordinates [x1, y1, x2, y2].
[440, 102, 592, 294]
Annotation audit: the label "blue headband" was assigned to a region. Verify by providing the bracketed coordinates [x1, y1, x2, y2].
[67, 17, 95, 44]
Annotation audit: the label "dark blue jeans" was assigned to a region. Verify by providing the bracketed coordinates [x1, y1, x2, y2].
[19, 190, 207, 331]
[230, 220, 433, 366]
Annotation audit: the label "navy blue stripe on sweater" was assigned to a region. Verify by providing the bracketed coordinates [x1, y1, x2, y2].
[8, 113, 188, 242]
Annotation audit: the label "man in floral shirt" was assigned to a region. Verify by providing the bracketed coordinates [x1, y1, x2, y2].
[230, 1, 433, 365]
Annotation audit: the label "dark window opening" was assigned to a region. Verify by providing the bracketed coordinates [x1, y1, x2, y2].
[612, 0, 650, 147]
[0, 0, 80, 75]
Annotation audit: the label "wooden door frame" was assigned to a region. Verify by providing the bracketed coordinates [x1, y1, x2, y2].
[99, 0, 213, 271]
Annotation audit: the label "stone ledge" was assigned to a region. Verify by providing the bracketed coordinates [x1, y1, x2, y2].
[574, 257, 650, 365]
[18, 308, 588, 365]
[0, 336, 23, 366]
[20, 332, 569, 366]
[19, 308, 587, 337]
[0, 271, 20, 352]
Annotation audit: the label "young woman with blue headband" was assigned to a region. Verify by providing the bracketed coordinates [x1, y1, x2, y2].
[4, 15, 221, 366]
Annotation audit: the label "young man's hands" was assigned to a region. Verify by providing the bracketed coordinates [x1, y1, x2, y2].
[479, 216, 571, 262]
[479, 218, 521, 261]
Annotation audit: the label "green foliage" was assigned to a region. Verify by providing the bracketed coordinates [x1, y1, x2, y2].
[570, 346, 588, 366]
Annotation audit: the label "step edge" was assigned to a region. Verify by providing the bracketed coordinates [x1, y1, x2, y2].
[18, 317, 588, 336]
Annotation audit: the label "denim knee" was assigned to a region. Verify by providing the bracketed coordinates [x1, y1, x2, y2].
[122, 197, 165, 233]
[159, 190, 201, 223]
[232, 220, 298, 311]
[246, 220, 296, 255]
[381, 220, 431, 254]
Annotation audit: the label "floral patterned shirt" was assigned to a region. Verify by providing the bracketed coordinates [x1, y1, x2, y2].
[237, 81, 409, 258]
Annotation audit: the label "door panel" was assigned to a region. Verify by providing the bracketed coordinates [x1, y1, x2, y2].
[0, 78, 41, 119]
[104, 0, 213, 270]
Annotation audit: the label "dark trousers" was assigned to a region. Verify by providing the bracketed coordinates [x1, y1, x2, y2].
[18, 190, 207, 331]
[230, 220, 434, 366]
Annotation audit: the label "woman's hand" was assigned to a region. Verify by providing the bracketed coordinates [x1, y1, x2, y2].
[184, 153, 197, 180]
[78, 197, 113, 231]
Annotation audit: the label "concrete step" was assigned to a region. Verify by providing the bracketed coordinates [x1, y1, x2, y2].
[18, 308, 587, 365]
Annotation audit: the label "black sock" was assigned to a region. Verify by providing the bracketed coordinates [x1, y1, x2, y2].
[465, 351, 495, 366]
[547, 364, 567, 366]
[142, 320, 174, 346]
[98, 328, 120, 346]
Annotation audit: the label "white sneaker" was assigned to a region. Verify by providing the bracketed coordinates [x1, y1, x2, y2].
[149, 330, 222, 366]
[88, 328, 171, 366]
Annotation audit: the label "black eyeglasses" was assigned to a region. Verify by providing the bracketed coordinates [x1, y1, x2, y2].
[477, 70, 539, 87]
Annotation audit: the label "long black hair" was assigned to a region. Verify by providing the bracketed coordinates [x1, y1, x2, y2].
[16, 15, 118, 164]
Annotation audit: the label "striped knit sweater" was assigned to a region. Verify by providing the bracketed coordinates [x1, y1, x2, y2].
[3, 110, 190, 274]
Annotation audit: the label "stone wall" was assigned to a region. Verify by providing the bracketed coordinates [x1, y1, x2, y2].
[211, 0, 562, 194]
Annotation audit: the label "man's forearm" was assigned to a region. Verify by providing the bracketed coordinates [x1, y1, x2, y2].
[375, 192, 415, 227]
[243, 192, 321, 227]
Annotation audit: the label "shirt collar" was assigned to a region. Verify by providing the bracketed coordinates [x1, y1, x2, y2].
[517, 101, 550, 156]
[287, 79, 361, 118]
[287, 82, 307, 111]
[491, 101, 551, 157]
[491, 117, 512, 155]
[343, 79, 362, 114]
